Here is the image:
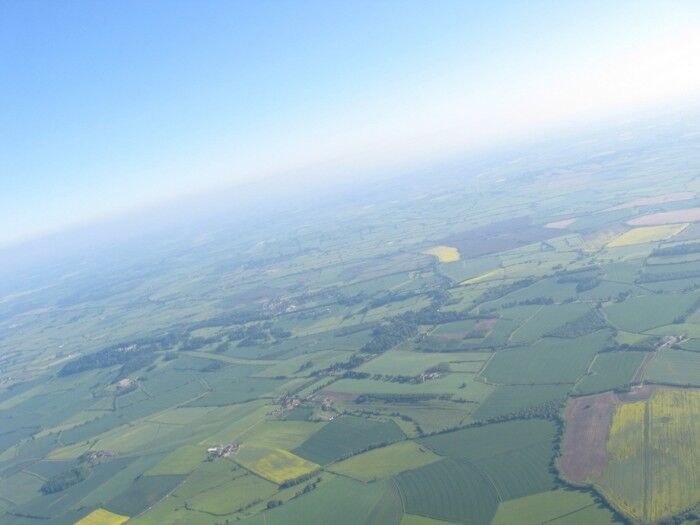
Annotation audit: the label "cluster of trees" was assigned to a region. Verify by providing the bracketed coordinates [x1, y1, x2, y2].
[477, 278, 536, 303]
[355, 393, 443, 404]
[554, 267, 603, 293]
[60, 343, 151, 376]
[600, 336, 661, 353]
[555, 266, 601, 283]
[294, 477, 322, 498]
[279, 470, 321, 489]
[651, 242, 700, 257]
[575, 277, 602, 292]
[360, 317, 418, 354]
[317, 354, 367, 376]
[547, 310, 607, 338]
[502, 296, 554, 308]
[637, 269, 700, 283]
[40, 465, 90, 494]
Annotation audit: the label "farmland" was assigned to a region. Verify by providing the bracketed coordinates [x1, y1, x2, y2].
[1, 121, 700, 524]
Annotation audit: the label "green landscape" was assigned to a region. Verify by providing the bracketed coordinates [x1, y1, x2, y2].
[2, 123, 700, 525]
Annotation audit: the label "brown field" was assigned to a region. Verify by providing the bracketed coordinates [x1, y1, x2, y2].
[604, 191, 695, 212]
[545, 218, 576, 229]
[560, 386, 654, 484]
[628, 206, 700, 226]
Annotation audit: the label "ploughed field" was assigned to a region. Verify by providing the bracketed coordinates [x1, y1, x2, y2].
[2, 132, 700, 524]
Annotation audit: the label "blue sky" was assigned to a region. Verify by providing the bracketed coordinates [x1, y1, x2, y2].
[2, 0, 699, 246]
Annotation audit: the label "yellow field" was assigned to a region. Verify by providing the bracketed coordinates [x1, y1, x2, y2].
[422, 245, 460, 263]
[233, 445, 319, 484]
[606, 224, 688, 248]
[74, 508, 129, 525]
[600, 388, 700, 523]
[460, 269, 501, 285]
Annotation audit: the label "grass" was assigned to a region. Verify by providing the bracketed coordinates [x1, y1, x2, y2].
[422, 245, 460, 263]
[491, 489, 616, 525]
[233, 444, 319, 484]
[237, 420, 327, 449]
[329, 372, 492, 401]
[509, 303, 591, 344]
[574, 351, 646, 395]
[645, 348, 700, 386]
[238, 476, 386, 525]
[186, 470, 278, 515]
[396, 458, 500, 525]
[604, 293, 699, 332]
[327, 441, 440, 481]
[472, 384, 571, 420]
[74, 508, 130, 525]
[293, 415, 405, 465]
[145, 444, 206, 476]
[607, 224, 688, 247]
[481, 331, 610, 385]
[357, 349, 490, 376]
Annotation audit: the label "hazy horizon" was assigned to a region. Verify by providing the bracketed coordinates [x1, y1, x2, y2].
[3, 0, 700, 247]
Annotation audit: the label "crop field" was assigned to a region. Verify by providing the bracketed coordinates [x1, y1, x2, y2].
[396, 458, 501, 525]
[145, 444, 206, 476]
[603, 293, 699, 332]
[422, 245, 461, 263]
[357, 349, 490, 376]
[74, 508, 130, 525]
[472, 384, 571, 420]
[645, 348, 700, 386]
[508, 303, 591, 344]
[238, 477, 387, 525]
[491, 489, 616, 525]
[233, 445, 319, 484]
[327, 441, 440, 481]
[481, 331, 610, 385]
[293, 416, 405, 465]
[606, 224, 688, 247]
[3, 133, 700, 524]
[596, 389, 700, 523]
[574, 351, 646, 395]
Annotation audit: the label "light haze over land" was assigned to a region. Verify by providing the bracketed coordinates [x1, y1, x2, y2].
[2, 0, 700, 246]
[3, 2, 700, 525]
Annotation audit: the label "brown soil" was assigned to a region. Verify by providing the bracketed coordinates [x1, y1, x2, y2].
[604, 191, 695, 212]
[559, 386, 655, 484]
[545, 218, 576, 229]
[474, 318, 497, 332]
[628, 206, 700, 226]
[319, 390, 360, 402]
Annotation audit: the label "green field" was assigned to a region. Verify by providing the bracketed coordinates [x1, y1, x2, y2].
[481, 331, 610, 385]
[645, 348, 700, 386]
[574, 351, 646, 395]
[491, 489, 617, 525]
[293, 416, 405, 465]
[2, 125, 700, 524]
[327, 441, 440, 481]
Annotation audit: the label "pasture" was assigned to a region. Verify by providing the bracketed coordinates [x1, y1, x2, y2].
[293, 416, 405, 465]
[328, 441, 440, 481]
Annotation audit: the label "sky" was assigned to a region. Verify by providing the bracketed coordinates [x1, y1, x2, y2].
[2, 0, 700, 247]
